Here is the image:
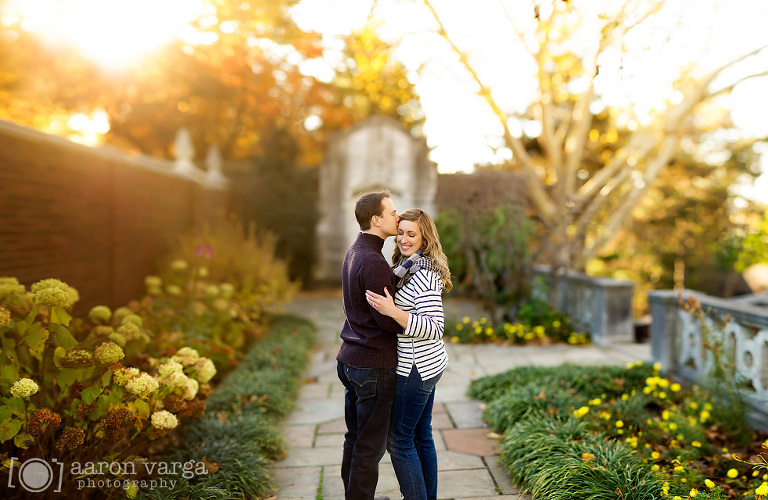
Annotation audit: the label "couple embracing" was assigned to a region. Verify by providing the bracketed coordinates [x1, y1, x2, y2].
[337, 190, 452, 500]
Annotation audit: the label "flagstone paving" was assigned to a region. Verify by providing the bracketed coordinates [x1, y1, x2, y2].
[271, 290, 651, 500]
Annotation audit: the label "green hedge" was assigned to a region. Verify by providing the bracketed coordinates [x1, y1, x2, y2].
[138, 314, 315, 499]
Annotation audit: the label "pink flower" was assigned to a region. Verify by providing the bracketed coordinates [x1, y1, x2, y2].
[195, 244, 214, 259]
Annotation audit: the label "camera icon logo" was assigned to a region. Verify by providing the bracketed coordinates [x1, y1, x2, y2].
[7, 458, 64, 493]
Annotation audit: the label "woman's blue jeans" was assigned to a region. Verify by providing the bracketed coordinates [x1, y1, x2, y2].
[388, 365, 443, 500]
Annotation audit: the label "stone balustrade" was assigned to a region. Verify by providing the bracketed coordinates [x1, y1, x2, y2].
[649, 289, 768, 429]
[532, 265, 635, 347]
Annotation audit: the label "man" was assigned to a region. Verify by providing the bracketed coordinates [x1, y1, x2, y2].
[337, 190, 402, 500]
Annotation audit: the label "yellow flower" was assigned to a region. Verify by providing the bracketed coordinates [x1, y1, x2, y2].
[480, 317, 487, 324]
[193, 357, 217, 383]
[456, 324, 463, 331]
[689, 488, 698, 497]
[125, 372, 159, 398]
[692, 441, 701, 448]
[621, 394, 628, 401]
[658, 391, 667, 399]
[121, 314, 143, 327]
[572, 406, 589, 418]
[662, 410, 670, 421]
[653, 362, 661, 372]
[462, 316, 470, 324]
[671, 383, 681, 392]
[451, 336, 460, 343]
[669, 423, 678, 431]
[700, 410, 711, 422]
[615, 420, 624, 428]
[651, 464, 660, 471]
[10, 378, 39, 399]
[727, 468, 739, 479]
[704, 479, 715, 489]
[151, 410, 179, 430]
[674, 465, 684, 473]
[756, 482, 768, 496]
[171, 260, 188, 271]
[32, 278, 76, 308]
[651, 451, 660, 459]
[113, 367, 140, 386]
[94, 341, 125, 364]
[588, 398, 602, 406]
[88, 305, 112, 324]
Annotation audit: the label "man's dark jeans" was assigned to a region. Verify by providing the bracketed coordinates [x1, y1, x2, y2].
[337, 361, 397, 500]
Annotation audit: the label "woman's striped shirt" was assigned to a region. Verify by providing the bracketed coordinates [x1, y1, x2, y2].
[393, 267, 448, 380]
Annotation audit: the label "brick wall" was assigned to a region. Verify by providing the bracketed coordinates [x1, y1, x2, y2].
[0, 120, 229, 315]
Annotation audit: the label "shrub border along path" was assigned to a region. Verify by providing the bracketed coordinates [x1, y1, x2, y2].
[138, 314, 316, 500]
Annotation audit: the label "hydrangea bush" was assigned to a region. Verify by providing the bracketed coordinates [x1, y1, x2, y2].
[0, 277, 220, 495]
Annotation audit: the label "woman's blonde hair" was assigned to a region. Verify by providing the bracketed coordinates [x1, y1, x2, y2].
[392, 208, 453, 292]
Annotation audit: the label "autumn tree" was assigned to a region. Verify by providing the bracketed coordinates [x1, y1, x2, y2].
[0, 0, 423, 168]
[419, 0, 768, 285]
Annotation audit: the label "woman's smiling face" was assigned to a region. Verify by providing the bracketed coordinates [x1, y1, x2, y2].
[396, 219, 422, 257]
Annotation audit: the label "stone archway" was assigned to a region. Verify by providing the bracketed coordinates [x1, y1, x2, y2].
[315, 116, 437, 282]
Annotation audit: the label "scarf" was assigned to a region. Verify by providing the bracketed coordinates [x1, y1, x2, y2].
[392, 250, 437, 290]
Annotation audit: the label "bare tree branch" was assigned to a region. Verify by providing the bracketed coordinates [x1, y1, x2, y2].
[422, 0, 558, 221]
[592, 135, 679, 251]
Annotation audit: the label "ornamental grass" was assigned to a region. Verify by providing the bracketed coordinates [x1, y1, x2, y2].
[471, 363, 768, 500]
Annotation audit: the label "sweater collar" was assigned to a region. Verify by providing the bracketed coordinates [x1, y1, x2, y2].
[357, 232, 386, 250]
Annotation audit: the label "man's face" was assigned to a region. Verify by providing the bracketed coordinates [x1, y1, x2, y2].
[376, 197, 399, 237]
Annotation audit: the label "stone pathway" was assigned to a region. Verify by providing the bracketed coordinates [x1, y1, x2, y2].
[271, 291, 651, 500]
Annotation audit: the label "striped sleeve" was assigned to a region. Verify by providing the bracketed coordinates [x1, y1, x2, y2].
[402, 270, 444, 341]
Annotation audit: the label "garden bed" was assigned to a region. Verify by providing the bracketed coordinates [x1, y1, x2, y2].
[469, 363, 768, 500]
[138, 314, 315, 499]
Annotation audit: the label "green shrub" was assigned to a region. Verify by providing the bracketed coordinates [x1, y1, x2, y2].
[158, 217, 298, 316]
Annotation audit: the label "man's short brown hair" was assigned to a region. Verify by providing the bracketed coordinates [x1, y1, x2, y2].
[355, 190, 391, 230]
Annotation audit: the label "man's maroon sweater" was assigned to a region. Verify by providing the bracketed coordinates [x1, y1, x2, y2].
[337, 232, 402, 368]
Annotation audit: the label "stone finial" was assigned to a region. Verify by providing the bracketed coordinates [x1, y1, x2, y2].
[203, 145, 228, 189]
[172, 127, 200, 179]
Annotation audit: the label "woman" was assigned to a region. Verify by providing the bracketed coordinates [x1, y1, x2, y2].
[365, 208, 452, 500]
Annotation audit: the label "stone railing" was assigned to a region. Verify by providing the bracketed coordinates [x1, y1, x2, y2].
[649, 289, 768, 429]
[532, 265, 635, 347]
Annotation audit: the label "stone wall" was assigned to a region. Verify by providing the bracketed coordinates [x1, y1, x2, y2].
[0, 121, 229, 314]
